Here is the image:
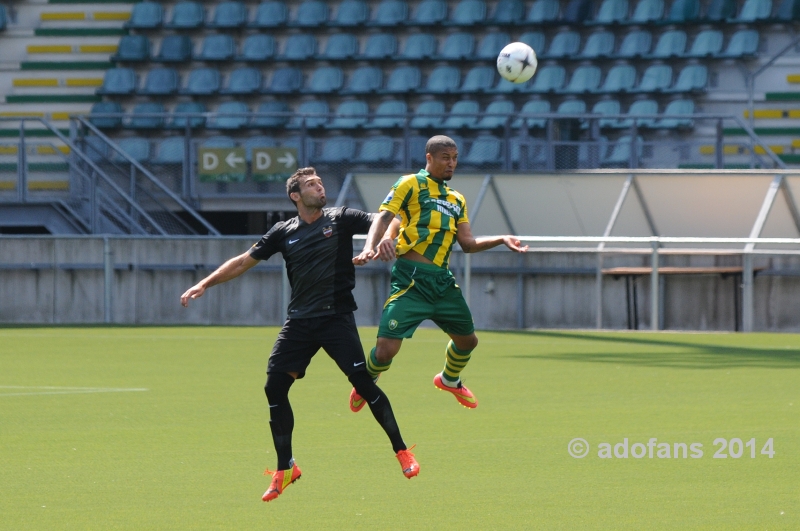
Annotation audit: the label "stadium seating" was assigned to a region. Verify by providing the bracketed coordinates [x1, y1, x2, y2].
[362, 34, 398, 59]
[165, 1, 204, 29]
[588, 99, 622, 129]
[600, 135, 643, 167]
[436, 32, 475, 60]
[207, 1, 247, 28]
[221, 67, 263, 95]
[315, 137, 357, 163]
[139, 67, 179, 96]
[250, 1, 288, 27]
[443, 100, 481, 129]
[400, 34, 437, 60]
[595, 64, 637, 93]
[476, 32, 512, 59]
[382, 66, 422, 93]
[354, 136, 396, 164]
[526, 0, 560, 23]
[661, 0, 700, 24]
[127, 102, 166, 129]
[126, 2, 164, 29]
[288, 100, 329, 128]
[112, 137, 151, 163]
[252, 101, 290, 128]
[543, 31, 581, 59]
[366, 100, 408, 129]
[371, 0, 408, 25]
[462, 136, 502, 167]
[410, 100, 446, 128]
[281, 34, 317, 61]
[526, 65, 567, 93]
[460, 66, 496, 93]
[652, 99, 695, 128]
[588, 0, 629, 24]
[728, 0, 772, 22]
[513, 99, 551, 129]
[632, 64, 673, 92]
[322, 34, 358, 60]
[685, 30, 724, 58]
[89, 102, 123, 129]
[181, 68, 221, 95]
[425, 66, 461, 93]
[343, 66, 383, 94]
[476, 100, 516, 129]
[646, 30, 687, 59]
[577, 31, 615, 59]
[97, 68, 137, 95]
[701, 0, 737, 20]
[616, 30, 652, 58]
[153, 35, 193, 63]
[562, 0, 595, 24]
[412, 0, 448, 25]
[625, 0, 665, 24]
[195, 35, 236, 62]
[617, 99, 659, 128]
[304, 66, 344, 94]
[169, 102, 206, 129]
[665, 64, 708, 92]
[717, 30, 759, 58]
[448, 0, 488, 25]
[207, 102, 250, 129]
[562, 66, 602, 94]
[267, 67, 304, 93]
[519, 31, 546, 53]
[333, 0, 369, 25]
[294, 0, 329, 26]
[112, 36, 150, 62]
[327, 100, 369, 128]
[238, 34, 276, 62]
[489, 0, 525, 23]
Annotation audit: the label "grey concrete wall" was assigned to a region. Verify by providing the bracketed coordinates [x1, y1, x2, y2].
[3, 237, 800, 331]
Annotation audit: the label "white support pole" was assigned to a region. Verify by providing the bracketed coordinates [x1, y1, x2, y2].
[742, 253, 754, 332]
[650, 240, 659, 331]
[595, 254, 603, 329]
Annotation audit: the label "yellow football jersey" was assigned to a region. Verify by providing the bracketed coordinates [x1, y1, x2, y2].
[379, 170, 469, 268]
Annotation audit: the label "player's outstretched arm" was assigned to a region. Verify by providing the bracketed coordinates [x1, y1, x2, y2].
[180, 251, 259, 307]
[376, 217, 401, 262]
[456, 222, 529, 254]
[353, 210, 394, 265]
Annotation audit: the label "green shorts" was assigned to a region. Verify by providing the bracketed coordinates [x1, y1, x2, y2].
[378, 257, 475, 339]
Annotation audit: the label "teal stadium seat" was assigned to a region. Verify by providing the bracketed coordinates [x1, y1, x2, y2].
[250, 1, 288, 28]
[459, 66, 496, 93]
[153, 138, 185, 164]
[525, 64, 566, 93]
[562, 0, 595, 24]
[476, 32, 512, 60]
[625, 0, 664, 24]
[665, 64, 707, 93]
[363, 34, 397, 59]
[138, 67, 180, 96]
[408, 135, 430, 166]
[238, 34, 276, 62]
[588, 100, 622, 129]
[381, 66, 421, 93]
[518, 31, 546, 54]
[343, 66, 383, 94]
[333, 0, 369, 26]
[476, 100, 515, 129]
[588, 0, 629, 25]
[601, 135, 643, 167]
[355, 136, 396, 164]
[0, 5, 7, 30]
[716, 29, 759, 58]
[728, 0, 772, 22]
[526, 0, 560, 23]
[288, 100, 329, 128]
[165, 1, 204, 29]
[410, 101, 445, 128]
[97, 68, 136, 95]
[181, 68, 221, 95]
[315, 137, 356, 163]
[322, 33, 358, 60]
[412, 0, 448, 25]
[280, 34, 317, 61]
[89, 102, 123, 128]
[512, 99, 550, 129]
[168, 102, 206, 129]
[83, 136, 110, 162]
[304, 66, 344, 94]
[772, 0, 800, 21]
[112, 35, 150, 62]
[401, 34, 437, 59]
[577, 31, 615, 58]
[561, 65, 602, 94]
[595, 64, 636, 93]
[267, 67, 303, 93]
[366, 100, 407, 129]
[557, 99, 587, 116]
[543, 30, 581, 59]
[448, 0, 487, 25]
[371, 0, 408, 25]
[489, 0, 525, 23]
[195, 34, 235, 61]
[221, 67, 262, 95]
[125, 1, 163, 29]
[660, 0, 699, 23]
[153, 35, 193, 63]
[462, 136, 502, 168]
[207, 1, 247, 28]
[701, 0, 736, 20]
[294, 0, 328, 26]
[632, 64, 672, 92]
[112, 138, 150, 163]
[646, 29, 687, 58]
[616, 30, 651, 58]
[442, 100, 480, 129]
[252, 101, 290, 128]
[617, 99, 659, 128]
[328, 101, 369, 128]
[686, 29, 723, 58]
[437, 32, 475, 60]
[207, 102, 249, 130]
[127, 102, 166, 129]
[652, 99, 694, 128]
[424, 66, 461, 93]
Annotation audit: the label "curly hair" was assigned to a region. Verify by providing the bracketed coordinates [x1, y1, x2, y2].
[285, 167, 317, 206]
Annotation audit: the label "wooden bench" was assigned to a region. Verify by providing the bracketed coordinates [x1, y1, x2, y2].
[601, 266, 761, 331]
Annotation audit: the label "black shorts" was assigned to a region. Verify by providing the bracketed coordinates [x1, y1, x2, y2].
[267, 312, 367, 379]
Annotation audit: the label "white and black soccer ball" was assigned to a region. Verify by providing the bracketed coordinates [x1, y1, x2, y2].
[496, 42, 538, 84]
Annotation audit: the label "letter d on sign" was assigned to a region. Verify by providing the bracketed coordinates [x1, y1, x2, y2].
[255, 151, 272, 171]
[614, 438, 629, 458]
[203, 152, 219, 171]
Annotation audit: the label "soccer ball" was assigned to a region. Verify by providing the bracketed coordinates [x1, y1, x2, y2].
[496, 42, 538, 84]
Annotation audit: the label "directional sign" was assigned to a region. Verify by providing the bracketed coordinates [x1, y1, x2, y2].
[198, 148, 246, 182]
[251, 147, 298, 182]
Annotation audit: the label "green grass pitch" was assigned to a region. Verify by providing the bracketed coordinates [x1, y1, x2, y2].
[1, 327, 798, 530]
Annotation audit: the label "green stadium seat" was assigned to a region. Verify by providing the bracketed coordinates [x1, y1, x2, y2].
[518, 31, 546, 54]
[381, 66, 421, 93]
[328, 100, 369, 128]
[665, 64, 707, 93]
[617, 99, 659, 128]
[728, 0, 772, 22]
[333, 0, 369, 25]
[476, 32, 512, 60]
[587, 99, 622, 129]
[250, 1, 288, 28]
[443, 100, 480, 128]
[652, 99, 694, 128]
[238, 34, 276, 62]
[462, 136, 502, 167]
[371, 0, 408, 25]
[562, 0, 595, 24]
[139, 67, 179, 96]
[525, 64, 566, 93]
[701, 0, 737, 20]
[366, 100, 407, 129]
[125, 1, 163, 29]
[660, 0, 700, 23]
[168, 102, 206, 129]
[315, 137, 357, 163]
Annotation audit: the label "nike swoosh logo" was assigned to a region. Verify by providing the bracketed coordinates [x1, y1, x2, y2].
[353, 361, 365, 367]
[269, 404, 278, 408]
[288, 239, 299, 244]
[370, 396, 380, 404]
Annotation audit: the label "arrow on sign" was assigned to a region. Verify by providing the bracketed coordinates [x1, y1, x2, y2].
[278, 151, 296, 168]
[225, 152, 245, 168]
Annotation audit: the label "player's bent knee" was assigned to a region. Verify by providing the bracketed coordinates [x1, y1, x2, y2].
[264, 372, 295, 404]
[348, 371, 379, 403]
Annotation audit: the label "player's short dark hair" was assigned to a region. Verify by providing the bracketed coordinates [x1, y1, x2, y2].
[425, 135, 458, 155]
[286, 167, 317, 206]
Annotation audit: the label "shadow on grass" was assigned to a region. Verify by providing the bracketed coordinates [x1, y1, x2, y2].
[492, 330, 800, 369]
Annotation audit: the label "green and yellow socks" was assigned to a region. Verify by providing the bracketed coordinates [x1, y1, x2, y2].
[366, 347, 391, 382]
[440, 340, 473, 387]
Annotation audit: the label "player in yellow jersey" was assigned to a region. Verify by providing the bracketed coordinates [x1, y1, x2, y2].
[349, 135, 528, 411]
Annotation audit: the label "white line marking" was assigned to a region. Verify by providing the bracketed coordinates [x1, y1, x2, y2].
[0, 386, 149, 397]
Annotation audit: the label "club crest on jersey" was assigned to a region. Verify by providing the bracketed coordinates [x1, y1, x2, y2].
[323, 225, 333, 237]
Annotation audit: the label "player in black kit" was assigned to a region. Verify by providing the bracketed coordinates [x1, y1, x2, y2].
[180, 167, 419, 503]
